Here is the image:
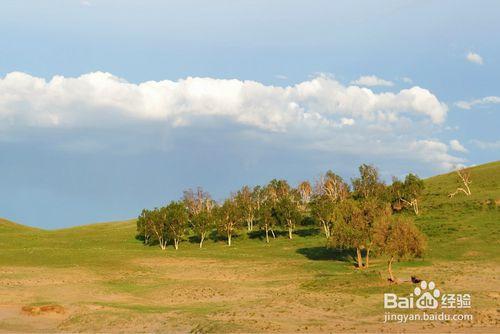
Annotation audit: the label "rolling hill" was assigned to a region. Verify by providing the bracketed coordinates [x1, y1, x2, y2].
[0, 161, 498, 333]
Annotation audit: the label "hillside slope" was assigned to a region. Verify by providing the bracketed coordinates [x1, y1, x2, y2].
[0, 161, 498, 333]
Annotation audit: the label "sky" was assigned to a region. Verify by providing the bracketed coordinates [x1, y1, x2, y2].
[0, 0, 499, 228]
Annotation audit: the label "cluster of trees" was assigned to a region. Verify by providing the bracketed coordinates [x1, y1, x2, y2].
[137, 164, 426, 281]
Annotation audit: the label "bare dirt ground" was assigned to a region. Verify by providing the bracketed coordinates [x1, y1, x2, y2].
[0, 257, 498, 333]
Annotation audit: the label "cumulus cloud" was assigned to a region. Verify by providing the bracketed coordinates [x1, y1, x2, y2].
[0, 71, 457, 170]
[410, 140, 466, 170]
[466, 52, 483, 65]
[455, 96, 500, 109]
[0, 71, 448, 131]
[449, 139, 468, 153]
[350, 75, 394, 87]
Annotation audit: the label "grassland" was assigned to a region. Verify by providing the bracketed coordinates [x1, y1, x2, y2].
[0, 162, 499, 333]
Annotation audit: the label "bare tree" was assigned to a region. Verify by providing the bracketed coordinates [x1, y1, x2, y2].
[297, 180, 312, 207]
[314, 171, 349, 201]
[448, 167, 472, 198]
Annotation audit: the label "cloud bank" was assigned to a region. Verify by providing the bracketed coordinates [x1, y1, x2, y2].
[0, 71, 458, 170]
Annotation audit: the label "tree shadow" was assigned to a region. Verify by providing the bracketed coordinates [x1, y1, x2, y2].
[188, 235, 201, 244]
[247, 229, 265, 240]
[296, 246, 354, 262]
[295, 227, 320, 237]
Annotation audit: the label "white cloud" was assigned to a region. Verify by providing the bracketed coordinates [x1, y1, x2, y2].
[466, 52, 483, 65]
[449, 139, 468, 153]
[470, 139, 500, 150]
[402, 77, 413, 84]
[275, 74, 288, 80]
[0, 71, 448, 132]
[0, 71, 457, 170]
[350, 75, 394, 87]
[410, 140, 466, 170]
[455, 96, 500, 109]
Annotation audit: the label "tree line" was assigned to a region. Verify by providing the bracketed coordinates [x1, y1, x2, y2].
[137, 164, 426, 281]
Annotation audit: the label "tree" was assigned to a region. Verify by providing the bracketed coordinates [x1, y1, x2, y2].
[274, 195, 301, 239]
[391, 174, 424, 215]
[309, 195, 336, 238]
[358, 199, 392, 268]
[215, 198, 241, 246]
[191, 209, 214, 248]
[165, 201, 189, 250]
[136, 209, 152, 245]
[143, 207, 168, 250]
[297, 180, 312, 210]
[327, 199, 365, 268]
[235, 186, 256, 232]
[184, 187, 214, 248]
[374, 216, 426, 282]
[448, 167, 472, 198]
[352, 164, 386, 200]
[314, 171, 349, 201]
[266, 179, 291, 203]
[257, 201, 277, 243]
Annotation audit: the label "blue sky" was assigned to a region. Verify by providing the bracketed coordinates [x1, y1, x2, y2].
[0, 0, 499, 228]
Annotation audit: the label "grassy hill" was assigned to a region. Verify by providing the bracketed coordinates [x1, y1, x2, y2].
[0, 161, 498, 333]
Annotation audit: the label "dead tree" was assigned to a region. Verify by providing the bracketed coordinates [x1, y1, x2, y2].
[448, 167, 472, 198]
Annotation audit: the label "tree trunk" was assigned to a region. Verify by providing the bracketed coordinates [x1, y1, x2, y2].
[247, 220, 251, 231]
[265, 225, 269, 243]
[288, 220, 293, 239]
[356, 247, 363, 269]
[199, 232, 205, 248]
[174, 239, 179, 250]
[388, 256, 395, 282]
[365, 246, 371, 268]
[271, 229, 276, 239]
[322, 221, 330, 238]
[227, 232, 232, 246]
[414, 200, 419, 215]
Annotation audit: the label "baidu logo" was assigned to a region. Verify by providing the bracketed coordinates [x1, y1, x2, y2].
[384, 280, 471, 310]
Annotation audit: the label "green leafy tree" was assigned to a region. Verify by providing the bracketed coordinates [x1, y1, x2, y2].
[274, 195, 301, 239]
[191, 209, 215, 248]
[374, 216, 426, 282]
[352, 164, 386, 200]
[328, 199, 365, 268]
[165, 201, 189, 250]
[215, 198, 241, 246]
[309, 195, 336, 238]
[358, 199, 392, 268]
[235, 185, 256, 232]
[184, 187, 214, 248]
[136, 209, 152, 245]
[256, 201, 278, 243]
[142, 207, 168, 250]
[390, 174, 424, 215]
